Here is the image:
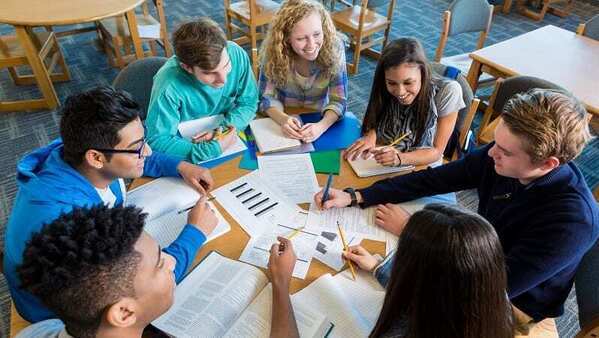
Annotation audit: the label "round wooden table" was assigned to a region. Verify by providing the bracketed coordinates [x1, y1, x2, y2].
[0, 0, 146, 111]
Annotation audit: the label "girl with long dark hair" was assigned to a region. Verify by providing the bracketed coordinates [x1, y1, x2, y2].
[344, 204, 513, 338]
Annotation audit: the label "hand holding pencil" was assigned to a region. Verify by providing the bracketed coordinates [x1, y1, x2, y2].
[337, 221, 357, 281]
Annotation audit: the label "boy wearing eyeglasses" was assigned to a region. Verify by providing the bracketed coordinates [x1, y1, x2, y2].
[4, 87, 217, 323]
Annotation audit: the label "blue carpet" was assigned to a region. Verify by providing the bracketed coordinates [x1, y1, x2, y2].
[1, 0, 598, 337]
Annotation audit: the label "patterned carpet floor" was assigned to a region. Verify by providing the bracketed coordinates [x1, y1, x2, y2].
[1, 0, 598, 337]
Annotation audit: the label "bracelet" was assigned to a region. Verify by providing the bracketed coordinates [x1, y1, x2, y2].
[395, 153, 402, 167]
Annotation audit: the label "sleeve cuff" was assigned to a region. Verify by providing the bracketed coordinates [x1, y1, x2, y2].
[181, 224, 207, 247]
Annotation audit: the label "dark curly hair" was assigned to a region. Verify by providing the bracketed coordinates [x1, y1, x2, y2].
[60, 86, 141, 167]
[17, 205, 147, 338]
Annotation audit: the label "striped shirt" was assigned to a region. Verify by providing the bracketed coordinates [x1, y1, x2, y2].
[258, 45, 348, 117]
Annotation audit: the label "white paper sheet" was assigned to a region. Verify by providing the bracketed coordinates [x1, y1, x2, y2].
[212, 170, 304, 238]
[306, 203, 396, 242]
[178, 116, 247, 164]
[249, 118, 302, 153]
[313, 230, 363, 271]
[239, 214, 317, 279]
[257, 154, 320, 204]
[126, 177, 199, 221]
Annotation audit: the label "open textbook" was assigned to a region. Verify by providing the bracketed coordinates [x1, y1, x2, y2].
[152, 252, 333, 338]
[126, 177, 230, 247]
[178, 115, 247, 165]
[293, 269, 386, 338]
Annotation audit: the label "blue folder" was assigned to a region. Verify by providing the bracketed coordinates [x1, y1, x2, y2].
[299, 111, 361, 151]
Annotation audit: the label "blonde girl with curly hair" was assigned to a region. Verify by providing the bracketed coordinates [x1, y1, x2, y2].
[258, 0, 348, 143]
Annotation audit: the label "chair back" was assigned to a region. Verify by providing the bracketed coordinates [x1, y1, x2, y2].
[431, 62, 479, 160]
[491, 76, 563, 113]
[576, 238, 599, 336]
[366, 0, 390, 9]
[112, 56, 167, 120]
[447, 0, 493, 36]
[580, 14, 599, 40]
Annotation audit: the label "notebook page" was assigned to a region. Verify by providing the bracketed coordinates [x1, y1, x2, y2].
[348, 157, 414, 178]
[152, 252, 269, 338]
[250, 118, 301, 153]
[144, 201, 230, 247]
[126, 177, 200, 221]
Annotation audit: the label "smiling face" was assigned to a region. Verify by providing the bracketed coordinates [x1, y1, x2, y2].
[487, 119, 551, 184]
[99, 117, 152, 179]
[182, 48, 231, 88]
[384, 63, 422, 105]
[289, 11, 323, 62]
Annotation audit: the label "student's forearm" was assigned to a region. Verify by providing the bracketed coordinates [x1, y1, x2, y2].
[398, 147, 444, 166]
[270, 283, 299, 338]
[319, 110, 339, 128]
[266, 107, 290, 126]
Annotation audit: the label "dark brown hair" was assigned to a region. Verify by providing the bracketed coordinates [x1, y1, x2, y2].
[501, 89, 592, 164]
[370, 204, 513, 338]
[173, 17, 227, 70]
[362, 38, 433, 146]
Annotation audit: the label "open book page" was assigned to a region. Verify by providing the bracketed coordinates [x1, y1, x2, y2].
[126, 177, 200, 221]
[292, 271, 385, 338]
[348, 156, 414, 178]
[250, 118, 301, 153]
[152, 252, 269, 338]
[257, 153, 320, 204]
[224, 284, 331, 338]
[213, 170, 304, 237]
[306, 203, 396, 242]
[144, 201, 230, 247]
[178, 116, 247, 164]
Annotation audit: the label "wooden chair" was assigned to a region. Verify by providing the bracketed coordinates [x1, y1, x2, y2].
[434, 0, 495, 87]
[431, 63, 480, 161]
[0, 28, 70, 112]
[97, 0, 172, 69]
[331, 0, 396, 75]
[476, 76, 563, 144]
[224, 0, 281, 76]
[503, 0, 575, 21]
[577, 14, 599, 41]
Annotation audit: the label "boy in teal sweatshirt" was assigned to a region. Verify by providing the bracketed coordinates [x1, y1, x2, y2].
[146, 17, 258, 163]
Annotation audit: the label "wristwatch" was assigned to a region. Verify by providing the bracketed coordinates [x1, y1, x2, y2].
[343, 187, 358, 207]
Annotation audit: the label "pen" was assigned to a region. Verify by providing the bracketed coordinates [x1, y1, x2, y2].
[337, 221, 357, 281]
[321, 173, 334, 207]
[177, 196, 216, 214]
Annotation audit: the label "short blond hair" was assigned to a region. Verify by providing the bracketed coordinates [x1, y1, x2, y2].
[260, 0, 341, 87]
[502, 89, 592, 164]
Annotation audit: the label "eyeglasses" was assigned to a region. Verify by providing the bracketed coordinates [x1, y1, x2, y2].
[94, 139, 147, 159]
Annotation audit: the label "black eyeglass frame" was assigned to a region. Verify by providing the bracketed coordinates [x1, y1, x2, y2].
[93, 139, 147, 159]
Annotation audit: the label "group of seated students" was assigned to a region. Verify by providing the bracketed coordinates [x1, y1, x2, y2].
[3, 0, 598, 337]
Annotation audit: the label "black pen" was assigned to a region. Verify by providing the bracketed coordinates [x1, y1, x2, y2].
[177, 197, 216, 214]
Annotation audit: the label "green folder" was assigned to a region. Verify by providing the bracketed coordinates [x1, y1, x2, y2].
[238, 150, 341, 174]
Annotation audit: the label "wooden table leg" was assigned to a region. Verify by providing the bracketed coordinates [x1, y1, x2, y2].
[125, 9, 145, 60]
[466, 58, 483, 94]
[15, 26, 59, 110]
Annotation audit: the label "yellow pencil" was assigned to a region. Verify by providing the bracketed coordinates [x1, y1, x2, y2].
[337, 221, 357, 281]
[388, 131, 412, 148]
[287, 226, 305, 240]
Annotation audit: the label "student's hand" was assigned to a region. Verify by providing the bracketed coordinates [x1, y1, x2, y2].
[177, 161, 214, 193]
[187, 195, 218, 236]
[282, 117, 304, 140]
[268, 237, 297, 288]
[216, 126, 237, 150]
[314, 187, 351, 210]
[299, 122, 326, 143]
[375, 203, 410, 236]
[191, 131, 214, 143]
[372, 147, 401, 167]
[343, 131, 376, 161]
[343, 245, 379, 272]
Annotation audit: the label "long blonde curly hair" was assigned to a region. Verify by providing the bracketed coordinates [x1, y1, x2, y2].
[260, 0, 342, 87]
